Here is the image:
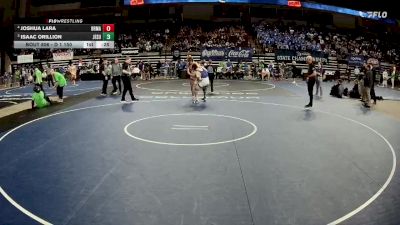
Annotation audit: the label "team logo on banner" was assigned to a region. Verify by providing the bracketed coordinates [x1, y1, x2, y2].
[348, 55, 365, 66]
[201, 48, 225, 59]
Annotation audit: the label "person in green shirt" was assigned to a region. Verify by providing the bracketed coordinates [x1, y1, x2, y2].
[51, 69, 67, 103]
[31, 85, 51, 109]
[34, 67, 43, 90]
[15, 67, 25, 87]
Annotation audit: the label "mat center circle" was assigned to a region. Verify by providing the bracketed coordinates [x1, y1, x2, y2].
[124, 113, 257, 146]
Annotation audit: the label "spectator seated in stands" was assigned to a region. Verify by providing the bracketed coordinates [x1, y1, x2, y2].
[330, 79, 345, 98]
[132, 66, 141, 80]
[31, 85, 51, 109]
[119, 29, 165, 53]
[172, 24, 250, 51]
[254, 21, 400, 64]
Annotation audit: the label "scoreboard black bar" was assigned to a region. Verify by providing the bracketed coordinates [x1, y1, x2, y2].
[14, 32, 103, 41]
[14, 24, 104, 32]
[14, 41, 115, 49]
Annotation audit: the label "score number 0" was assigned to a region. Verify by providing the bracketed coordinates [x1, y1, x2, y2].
[102, 24, 114, 32]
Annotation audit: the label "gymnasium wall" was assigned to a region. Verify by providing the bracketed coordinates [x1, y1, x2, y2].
[183, 4, 213, 20]
[332, 14, 356, 29]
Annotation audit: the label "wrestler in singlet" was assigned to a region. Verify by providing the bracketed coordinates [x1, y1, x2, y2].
[188, 62, 200, 103]
[198, 65, 210, 101]
[187, 56, 199, 103]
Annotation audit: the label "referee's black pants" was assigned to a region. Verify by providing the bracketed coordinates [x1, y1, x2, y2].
[209, 73, 215, 92]
[121, 76, 135, 101]
[112, 75, 121, 93]
[102, 75, 110, 94]
[307, 78, 316, 106]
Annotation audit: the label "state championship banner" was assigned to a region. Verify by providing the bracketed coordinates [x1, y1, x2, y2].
[53, 51, 74, 61]
[275, 50, 328, 63]
[348, 55, 365, 66]
[201, 48, 253, 62]
[17, 54, 33, 64]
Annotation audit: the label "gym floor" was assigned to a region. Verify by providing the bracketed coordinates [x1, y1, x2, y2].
[0, 79, 399, 225]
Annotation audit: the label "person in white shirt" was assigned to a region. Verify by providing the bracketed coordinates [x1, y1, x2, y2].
[354, 67, 360, 77]
[382, 69, 388, 87]
[261, 67, 270, 81]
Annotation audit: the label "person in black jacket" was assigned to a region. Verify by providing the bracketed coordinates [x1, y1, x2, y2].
[370, 68, 377, 104]
[362, 64, 373, 108]
[156, 60, 162, 77]
[349, 80, 361, 99]
[121, 57, 139, 103]
[305, 56, 316, 108]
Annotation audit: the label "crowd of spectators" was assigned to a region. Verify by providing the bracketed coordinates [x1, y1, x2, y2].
[172, 24, 250, 51]
[255, 23, 325, 53]
[254, 21, 400, 63]
[119, 29, 166, 52]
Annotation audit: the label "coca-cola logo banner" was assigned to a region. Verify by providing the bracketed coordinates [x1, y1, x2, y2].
[201, 48, 253, 62]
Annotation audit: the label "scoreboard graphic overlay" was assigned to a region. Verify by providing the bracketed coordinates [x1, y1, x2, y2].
[14, 23, 115, 49]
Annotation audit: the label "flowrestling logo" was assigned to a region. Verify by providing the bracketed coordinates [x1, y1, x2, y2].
[47, 19, 83, 24]
[359, 11, 388, 19]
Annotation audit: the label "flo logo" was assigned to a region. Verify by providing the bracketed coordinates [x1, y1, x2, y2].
[360, 11, 388, 19]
